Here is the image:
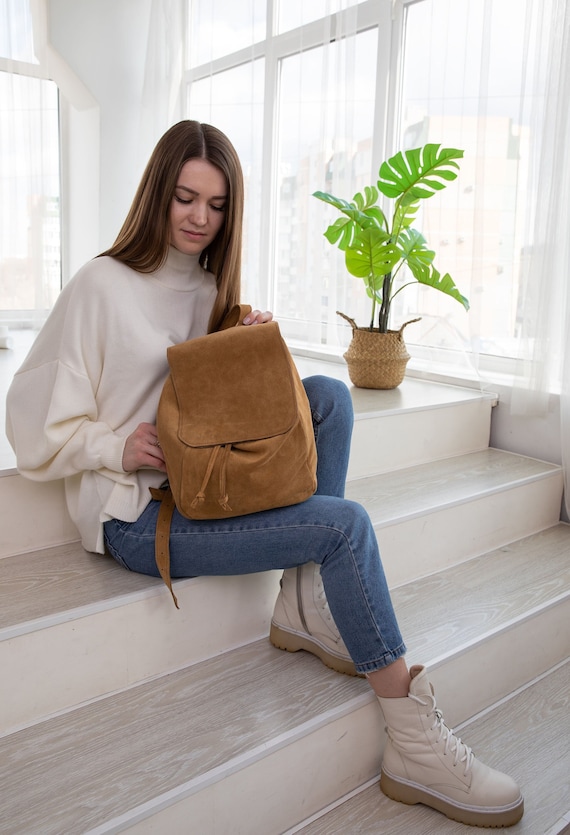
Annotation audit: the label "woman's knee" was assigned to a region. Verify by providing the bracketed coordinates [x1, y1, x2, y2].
[303, 375, 353, 422]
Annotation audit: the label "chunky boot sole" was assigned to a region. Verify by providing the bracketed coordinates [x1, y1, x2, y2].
[380, 767, 524, 828]
[269, 621, 363, 677]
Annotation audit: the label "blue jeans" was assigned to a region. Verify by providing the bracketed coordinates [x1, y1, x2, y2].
[104, 375, 406, 674]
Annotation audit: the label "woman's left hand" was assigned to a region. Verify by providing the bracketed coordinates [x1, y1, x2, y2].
[243, 310, 273, 325]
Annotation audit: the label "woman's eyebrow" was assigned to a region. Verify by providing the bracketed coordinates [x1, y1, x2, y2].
[175, 184, 227, 200]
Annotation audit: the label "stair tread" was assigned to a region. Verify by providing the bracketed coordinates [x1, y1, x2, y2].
[349, 376, 497, 420]
[293, 357, 497, 418]
[291, 661, 570, 835]
[0, 541, 162, 635]
[0, 640, 369, 835]
[346, 447, 561, 524]
[393, 522, 570, 664]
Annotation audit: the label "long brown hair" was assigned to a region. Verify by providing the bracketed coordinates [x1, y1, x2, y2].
[100, 121, 243, 332]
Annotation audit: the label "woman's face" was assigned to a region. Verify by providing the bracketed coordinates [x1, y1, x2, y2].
[169, 158, 227, 256]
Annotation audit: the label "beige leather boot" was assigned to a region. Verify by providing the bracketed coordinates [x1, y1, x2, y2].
[270, 563, 361, 677]
[377, 665, 524, 828]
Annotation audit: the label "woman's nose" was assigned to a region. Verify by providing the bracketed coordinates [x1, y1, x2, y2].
[188, 202, 207, 226]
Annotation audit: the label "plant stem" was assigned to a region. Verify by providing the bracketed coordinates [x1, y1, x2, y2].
[369, 281, 377, 330]
[378, 273, 391, 332]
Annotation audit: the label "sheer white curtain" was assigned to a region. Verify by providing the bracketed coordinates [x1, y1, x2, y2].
[138, 0, 185, 171]
[510, 0, 570, 411]
[399, 0, 570, 511]
[519, 0, 570, 515]
[394, 0, 558, 383]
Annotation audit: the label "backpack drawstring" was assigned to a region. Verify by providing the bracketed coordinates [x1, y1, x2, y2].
[218, 443, 232, 511]
[190, 443, 233, 512]
[191, 445, 221, 508]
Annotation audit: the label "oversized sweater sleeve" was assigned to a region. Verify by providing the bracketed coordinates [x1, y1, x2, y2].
[6, 263, 127, 481]
[6, 359, 126, 481]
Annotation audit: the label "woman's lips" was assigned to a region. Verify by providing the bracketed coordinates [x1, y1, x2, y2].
[182, 229, 206, 240]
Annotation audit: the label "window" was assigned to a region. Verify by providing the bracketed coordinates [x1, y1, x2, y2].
[0, 0, 61, 329]
[187, 0, 388, 353]
[0, 71, 61, 324]
[0, 0, 61, 469]
[186, 0, 554, 374]
[396, 0, 551, 371]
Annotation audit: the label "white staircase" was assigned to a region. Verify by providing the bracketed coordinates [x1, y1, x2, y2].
[0, 363, 569, 835]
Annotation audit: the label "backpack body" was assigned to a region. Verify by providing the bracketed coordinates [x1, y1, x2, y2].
[156, 309, 317, 521]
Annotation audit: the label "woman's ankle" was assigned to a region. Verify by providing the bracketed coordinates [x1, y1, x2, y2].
[367, 657, 411, 698]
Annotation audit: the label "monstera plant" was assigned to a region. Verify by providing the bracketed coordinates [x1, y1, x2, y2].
[314, 143, 469, 331]
[312, 144, 470, 389]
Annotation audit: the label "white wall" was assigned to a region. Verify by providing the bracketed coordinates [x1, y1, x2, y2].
[49, 0, 153, 269]
[490, 384, 561, 466]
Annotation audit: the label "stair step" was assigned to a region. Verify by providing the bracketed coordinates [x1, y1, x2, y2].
[347, 378, 497, 479]
[293, 358, 498, 478]
[0, 471, 78, 558]
[1, 526, 568, 833]
[346, 448, 563, 585]
[0, 544, 280, 735]
[0, 376, 497, 558]
[289, 661, 570, 835]
[392, 523, 570, 724]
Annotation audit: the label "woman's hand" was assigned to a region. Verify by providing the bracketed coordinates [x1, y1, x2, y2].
[122, 422, 167, 473]
[242, 309, 273, 325]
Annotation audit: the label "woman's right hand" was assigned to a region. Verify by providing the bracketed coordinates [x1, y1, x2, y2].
[122, 422, 167, 473]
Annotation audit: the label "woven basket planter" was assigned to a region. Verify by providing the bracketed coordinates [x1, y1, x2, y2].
[337, 312, 421, 390]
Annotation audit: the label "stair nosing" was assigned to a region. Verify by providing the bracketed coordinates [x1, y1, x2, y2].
[0, 567, 194, 641]
[352, 390, 498, 421]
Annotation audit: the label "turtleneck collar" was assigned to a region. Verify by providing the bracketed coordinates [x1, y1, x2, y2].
[150, 246, 209, 291]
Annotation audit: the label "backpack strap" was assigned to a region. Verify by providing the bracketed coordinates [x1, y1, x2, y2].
[149, 485, 179, 609]
[217, 303, 252, 330]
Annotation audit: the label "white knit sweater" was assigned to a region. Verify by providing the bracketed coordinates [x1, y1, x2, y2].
[6, 247, 217, 553]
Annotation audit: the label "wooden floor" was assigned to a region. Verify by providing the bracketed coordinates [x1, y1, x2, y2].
[291, 662, 570, 835]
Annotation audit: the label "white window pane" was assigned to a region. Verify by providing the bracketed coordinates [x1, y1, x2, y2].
[188, 0, 266, 65]
[399, 0, 546, 359]
[277, 0, 360, 34]
[274, 29, 377, 345]
[0, 0, 37, 63]
[189, 60, 265, 303]
[0, 72, 61, 316]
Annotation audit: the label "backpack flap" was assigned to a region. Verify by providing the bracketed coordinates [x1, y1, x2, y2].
[167, 321, 298, 447]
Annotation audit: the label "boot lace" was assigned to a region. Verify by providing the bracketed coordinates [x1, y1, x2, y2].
[410, 694, 474, 777]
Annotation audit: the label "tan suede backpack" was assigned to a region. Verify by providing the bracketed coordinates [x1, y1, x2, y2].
[151, 305, 317, 607]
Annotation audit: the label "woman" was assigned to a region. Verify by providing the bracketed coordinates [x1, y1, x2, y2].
[6, 120, 523, 828]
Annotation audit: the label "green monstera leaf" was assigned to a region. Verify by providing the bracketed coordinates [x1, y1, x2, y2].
[345, 227, 399, 281]
[378, 144, 463, 202]
[313, 143, 468, 331]
[314, 188, 387, 250]
[397, 229, 469, 310]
